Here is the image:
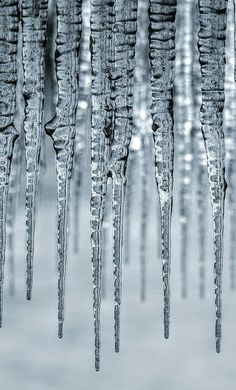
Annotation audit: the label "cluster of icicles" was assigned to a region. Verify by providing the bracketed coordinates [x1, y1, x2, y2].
[0, 0, 236, 371]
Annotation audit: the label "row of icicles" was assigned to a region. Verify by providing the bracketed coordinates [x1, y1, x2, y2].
[0, 0, 236, 370]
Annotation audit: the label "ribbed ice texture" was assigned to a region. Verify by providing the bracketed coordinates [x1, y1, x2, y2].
[90, 0, 137, 369]
[110, 0, 137, 354]
[225, 0, 236, 290]
[73, 0, 90, 254]
[45, 0, 82, 339]
[198, 0, 228, 353]
[90, 0, 108, 371]
[190, 0, 208, 299]
[175, 0, 194, 298]
[0, 0, 19, 325]
[22, 0, 49, 300]
[149, 0, 177, 339]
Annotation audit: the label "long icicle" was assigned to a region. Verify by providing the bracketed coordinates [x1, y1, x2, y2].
[73, 0, 90, 254]
[192, 0, 208, 299]
[110, 0, 138, 353]
[45, 0, 82, 339]
[0, 0, 19, 326]
[149, 0, 177, 339]
[198, 0, 228, 353]
[90, 0, 110, 371]
[175, 0, 194, 299]
[135, 0, 152, 301]
[225, 0, 236, 290]
[21, 0, 49, 300]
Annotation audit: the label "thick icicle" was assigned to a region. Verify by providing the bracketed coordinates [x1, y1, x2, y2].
[45, 0, 82, 339]
[149, 0, 177, 339]
[0, 0, 19, 325]
[225, 0, 236, 290]
[198, 0, 228, 353]
[110, 0, 138, 353]
[175, 0, 194, 298]
[22, 0, 49, 300]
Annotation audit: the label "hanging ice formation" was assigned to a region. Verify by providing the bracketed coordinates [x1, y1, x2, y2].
[7, 137, 23, 296]
[0, 0, 19, 325]
[225, 0, 236, 290]
[149, 0, 177, 339]
[90, 0, 137, 370]
[175, 0, 194, 299]
[45, 0, 82, 338]
[198, 0, 228, 353]
[189, 0, 208, 299]
[21, 0, 49, 300]
[73, 0, 91, 254]
[134, 0, 151, 301]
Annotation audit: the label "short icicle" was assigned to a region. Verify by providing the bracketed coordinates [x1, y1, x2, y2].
[149, 0, 177, 339]
[45, 0, 82, 339]
[198, 0, 228, 353]
[0, 0, 19, 325]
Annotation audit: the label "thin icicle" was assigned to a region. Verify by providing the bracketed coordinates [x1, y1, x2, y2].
[90, 0, 113, 370]
[109, 0, 138, 353]
[191, 0, 208, 299]
[134, 0, 152, 301]
[198, 0, 228, 353]
[22, 0, 49, 300]
[0, 0, 19, 325]
[45, 0, 82, 339]
[73, 0, 90, 254]
[225, 0, 236, 290]
[149, 0, 177, 339]
[175, 0, 194, 298]
[7, 137, 23, 296]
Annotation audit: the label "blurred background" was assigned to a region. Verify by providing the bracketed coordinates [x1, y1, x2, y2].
[1, 0, 236, 389]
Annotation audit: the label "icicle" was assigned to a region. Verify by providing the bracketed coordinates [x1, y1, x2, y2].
[191, 0, 208, 299]
[0, 0, 19, 325]
[175, 0, 194, 298]
[134, 0, 151, 301]
[90, 0, 114, 370]
[73, 0, 91, 254]
[124, 147, 136, 265]
[198, 0, 228, 353]
[109, 0, 138, 353]
[149, 0, 177, 339]
[21, 0, 49, 300]
[7, 137, 23, 296]
[45, 0, 82, 339]
[225, 0, 236, 290]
